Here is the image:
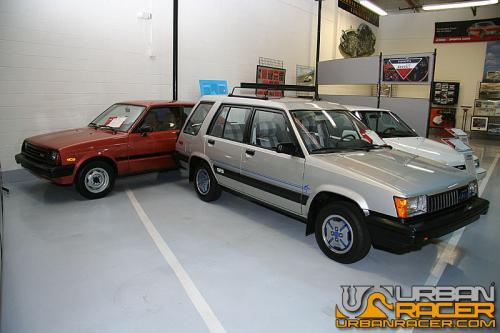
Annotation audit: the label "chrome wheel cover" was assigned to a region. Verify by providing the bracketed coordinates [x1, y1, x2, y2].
[84, 167, 110, 193]
[322, 214, 354, 254]
[196, 168, 210, 195]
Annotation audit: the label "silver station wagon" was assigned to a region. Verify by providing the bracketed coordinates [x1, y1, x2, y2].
[175, 94, 489, 263]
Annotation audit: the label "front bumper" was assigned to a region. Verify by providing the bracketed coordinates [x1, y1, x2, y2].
[15, 153, 74, 179]
[365, 197, 489, 253]
[476, 167, 487, 181]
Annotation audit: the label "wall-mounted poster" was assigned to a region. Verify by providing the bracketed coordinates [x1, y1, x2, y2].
[434, 18, 500, 43]
[432, 82, 460, 105]
[256, 65, 286, 97]
[382, 57, 430, 83]
[199, 80, 228, 96]
[471, 116, 489, 131]
[483, 41, 500, 82]
[339, 23, 376, 58]
[429, 107, 456, 128]
[296, 65, 315, 97]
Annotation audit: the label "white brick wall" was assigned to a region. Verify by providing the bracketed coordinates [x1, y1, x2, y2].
[0, 0, 316, 170]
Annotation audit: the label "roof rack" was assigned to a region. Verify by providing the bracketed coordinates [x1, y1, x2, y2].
[228, 82, 316, 99]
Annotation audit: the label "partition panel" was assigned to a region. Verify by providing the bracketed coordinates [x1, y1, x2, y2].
[321, 95, 379, 108]
[318, 56, 380, 85]
[380, 97, 430, 137]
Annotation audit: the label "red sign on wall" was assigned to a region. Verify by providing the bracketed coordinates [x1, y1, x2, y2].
[434, 18, 500, 43]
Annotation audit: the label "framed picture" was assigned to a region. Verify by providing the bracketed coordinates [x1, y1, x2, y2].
[471, 116, 489, 131]
[432, 81, 460, 105]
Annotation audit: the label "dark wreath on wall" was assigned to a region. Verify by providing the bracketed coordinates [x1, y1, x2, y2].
[339, 23, 376, 58]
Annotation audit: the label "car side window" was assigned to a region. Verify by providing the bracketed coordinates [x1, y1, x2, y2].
[250, 109, 292, 150]
[183, 102, 214, 135]
[208, 106, 251, 142]
[139, 107, 182, 132]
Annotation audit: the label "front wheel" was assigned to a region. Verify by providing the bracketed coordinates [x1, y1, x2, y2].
[193, 163, 221, 202]
[314, 202, 371, 264]
[75, 161, 115, 199]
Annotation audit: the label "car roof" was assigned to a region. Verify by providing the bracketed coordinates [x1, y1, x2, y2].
[198, 95, 348, 111]
[343, 105, 390, 112]
[120, 100, 195, 107]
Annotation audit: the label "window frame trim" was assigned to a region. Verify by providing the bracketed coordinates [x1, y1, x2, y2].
[182, 101, 215, 136]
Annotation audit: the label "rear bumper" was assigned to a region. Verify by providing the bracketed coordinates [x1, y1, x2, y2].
[15, 153, 75, 179]
[365, 197, 489, 253]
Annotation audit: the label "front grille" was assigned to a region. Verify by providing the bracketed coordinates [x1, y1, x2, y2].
[23, 142, 54, 165]
[427, 186, 469, 213]
[454, 165, 466, 170]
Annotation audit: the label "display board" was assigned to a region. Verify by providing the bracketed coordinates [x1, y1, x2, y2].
[381, 54, 433, 84]
[432, 82, 460, 105]
[434, 18, 500, 43]
[199, 80, 228, 96]
[256, 65, 286, 97]
[337, 0, 379, 27]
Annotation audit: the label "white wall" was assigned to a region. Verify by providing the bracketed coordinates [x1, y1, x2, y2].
[378, 6, 500, 129]
[0, 0, 316, 171]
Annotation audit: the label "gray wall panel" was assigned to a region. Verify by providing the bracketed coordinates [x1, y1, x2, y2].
[318, 57, 380, 85]
[380, 97, 430, 137]
[321, 95, 378, 108]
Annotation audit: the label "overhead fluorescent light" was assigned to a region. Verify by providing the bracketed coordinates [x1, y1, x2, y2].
[360, 0, 388, 16]
[422, 0, 498, 10]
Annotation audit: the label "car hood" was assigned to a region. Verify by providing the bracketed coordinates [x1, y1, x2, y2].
[311, 149, 473, 196]
[383, 137, 465, 167]
[26, 128, 126, 150]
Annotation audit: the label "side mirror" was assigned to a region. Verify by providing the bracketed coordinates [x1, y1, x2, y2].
[276, 142, 297, 155]
[139, 125, 153, 136]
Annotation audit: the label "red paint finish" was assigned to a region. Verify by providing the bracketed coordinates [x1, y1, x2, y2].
[18, 100, 194, 185]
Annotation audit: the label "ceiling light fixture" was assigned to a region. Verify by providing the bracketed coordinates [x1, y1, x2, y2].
[360, 0, 388, 16]
[422, 0, 498, 10]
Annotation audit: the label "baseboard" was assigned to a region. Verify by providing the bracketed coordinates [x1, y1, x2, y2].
[1, 169, 37, 184]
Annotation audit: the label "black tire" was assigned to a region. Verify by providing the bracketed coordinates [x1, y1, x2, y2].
[193, 162, 221, 202]
[314, 201, 371, 264]
[75, 160, 115, 199]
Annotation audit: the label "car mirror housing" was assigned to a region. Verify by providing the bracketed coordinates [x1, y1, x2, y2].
[276, 142, 296, 155]
[139, 125, 153, 135]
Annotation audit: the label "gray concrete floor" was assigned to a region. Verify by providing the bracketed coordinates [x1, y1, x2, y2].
[1, 139, 499, 333]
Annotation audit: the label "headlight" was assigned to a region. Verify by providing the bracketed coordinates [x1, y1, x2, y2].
[23, 140, 28, 151]
[50, 150, 60, 164]
[468, 180, 478, 197]
[394, 195, 427, 218]
[474, 159, 480, 168]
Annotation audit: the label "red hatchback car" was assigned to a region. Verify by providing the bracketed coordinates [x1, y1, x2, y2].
[15, 101, 194, 199]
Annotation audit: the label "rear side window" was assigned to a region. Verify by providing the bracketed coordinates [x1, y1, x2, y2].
[183, 102, 214, 135]
[208, 106, 251, 142]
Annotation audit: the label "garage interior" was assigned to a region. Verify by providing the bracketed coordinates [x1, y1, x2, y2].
[1, 0, 500, 332]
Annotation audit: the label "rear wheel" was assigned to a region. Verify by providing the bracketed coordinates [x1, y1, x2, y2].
[314, 202, 371, 264]
[75, 161, 115, 199]
[193, 162, 221, 202]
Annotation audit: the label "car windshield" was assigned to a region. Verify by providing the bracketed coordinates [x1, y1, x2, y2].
[291, 110, 384, 154]
[89, 104, 145, 132]
[357, 111, 418, 138]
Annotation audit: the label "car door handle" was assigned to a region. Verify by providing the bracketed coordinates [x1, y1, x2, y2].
[207, 139, 215, 145]
[245, 149, 255, 156]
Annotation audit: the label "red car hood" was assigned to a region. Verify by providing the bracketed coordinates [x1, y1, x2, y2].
[27, 128, 126, 150]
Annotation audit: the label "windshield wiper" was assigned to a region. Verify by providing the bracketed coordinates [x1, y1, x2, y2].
[97, 125, 118, 133]
[363, 144, 393, 151]
[88, 122, 98, 128]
